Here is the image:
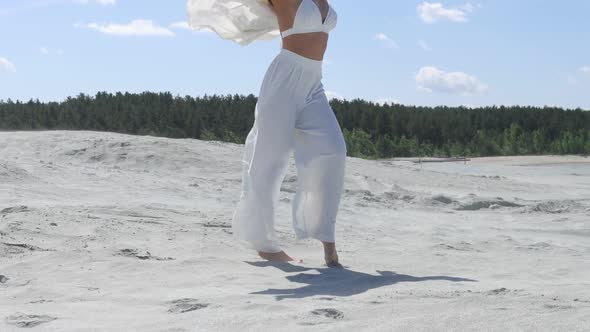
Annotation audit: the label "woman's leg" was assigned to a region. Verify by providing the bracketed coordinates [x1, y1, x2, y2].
[292, 83, 347, 266]
[231, 73, 298, 258]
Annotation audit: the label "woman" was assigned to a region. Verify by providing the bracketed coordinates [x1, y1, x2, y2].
[187, 0, 346, 267]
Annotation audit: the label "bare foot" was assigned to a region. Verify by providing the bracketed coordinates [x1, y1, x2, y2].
[258, 250, 297, 262]
[322, 241, 343, 268]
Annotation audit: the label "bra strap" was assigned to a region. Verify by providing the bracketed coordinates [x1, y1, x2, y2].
[280, 28, 295, 38]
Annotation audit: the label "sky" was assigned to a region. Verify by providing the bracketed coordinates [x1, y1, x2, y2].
[0, 0, 589, 109]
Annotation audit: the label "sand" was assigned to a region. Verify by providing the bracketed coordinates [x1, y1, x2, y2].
[1, 130, 589, 331]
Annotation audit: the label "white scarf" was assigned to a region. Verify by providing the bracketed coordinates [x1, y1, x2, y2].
[186, 0, 280, 46]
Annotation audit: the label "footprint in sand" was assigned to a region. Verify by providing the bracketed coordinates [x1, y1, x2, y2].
[167, 298, 209, 313]
[202, 221, 231, 229]
[29, 299, 54, 304]
[5, 313, 57, 328]
[115, 248, 174, 261]
[315, 297, 335, 301]
[1, 205, 30, 214]
[310, 308, 344, 319]
[529, 200, 577, 214]
[487, 288, 512, 295]
[1, 243, 54, 256]
[431, 194, 456, 205]
[456, 199, 523, 211]
[544, 304, 573, 310]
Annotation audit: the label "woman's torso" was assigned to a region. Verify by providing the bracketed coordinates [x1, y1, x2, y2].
[271, 0, 336, 61]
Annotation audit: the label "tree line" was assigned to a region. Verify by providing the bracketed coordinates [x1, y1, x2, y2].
[1, 92, 589, 158]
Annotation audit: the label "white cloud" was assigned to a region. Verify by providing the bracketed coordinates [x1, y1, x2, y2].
[374, 33, 399, 49]
[567, 74, 579, 86]
[460, 3, 475, 12]
[0, 0, 114, 15]
[0, 57, 16, 73]
[170, 21, 191, 30]
[325, 91, 344, 100]
[73, 0, 116, 5]
[417, 39, 432, 51]
[417, 2, 475, 24]
[416, 66, 488, 95]
[169, 21, 212, 33]
[77, 20, 175, 37]
[374, 98, 400, 106]
[581, 66, 590, 75]
[39, 47, 64, 56]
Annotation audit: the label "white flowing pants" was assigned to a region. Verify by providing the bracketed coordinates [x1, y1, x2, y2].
[231, 49, 347, 253]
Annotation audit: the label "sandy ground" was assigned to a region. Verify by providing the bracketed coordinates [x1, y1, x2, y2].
[1, 130, 589, 331]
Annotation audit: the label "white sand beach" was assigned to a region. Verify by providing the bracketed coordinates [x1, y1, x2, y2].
[1, 130, 589, 331]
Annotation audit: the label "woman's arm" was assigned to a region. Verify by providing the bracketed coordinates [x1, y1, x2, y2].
[265, 0, 296, 31]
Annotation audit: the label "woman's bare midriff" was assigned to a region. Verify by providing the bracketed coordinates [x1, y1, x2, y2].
[269, 0, 330, 61]
[281, 32, 329, 61]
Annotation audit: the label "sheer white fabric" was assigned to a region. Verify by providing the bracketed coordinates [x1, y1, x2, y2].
[186, 0, 280, 46]
[232, 49, 346, 252]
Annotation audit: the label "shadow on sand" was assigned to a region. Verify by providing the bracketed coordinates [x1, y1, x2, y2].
[246, 261, 477, 300]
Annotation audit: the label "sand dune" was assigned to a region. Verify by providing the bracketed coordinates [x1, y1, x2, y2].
[1, 130, 589, 331]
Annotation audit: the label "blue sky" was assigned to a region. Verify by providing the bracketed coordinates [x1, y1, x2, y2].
[1, 0, 589, 109]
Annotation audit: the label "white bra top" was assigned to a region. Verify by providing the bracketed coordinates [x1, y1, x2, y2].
[280, 0, 337, 38]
